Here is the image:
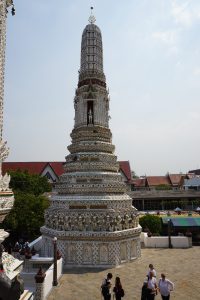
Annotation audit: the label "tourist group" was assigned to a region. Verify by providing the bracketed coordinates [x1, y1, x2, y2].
[101, 264, 174, 300]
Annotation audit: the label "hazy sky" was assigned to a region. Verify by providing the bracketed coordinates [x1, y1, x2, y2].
[4, 0, 200, 176]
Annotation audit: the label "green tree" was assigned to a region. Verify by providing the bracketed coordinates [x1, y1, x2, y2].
[139, 215, 162, 234]
[2, 170, 51, 241]
[9, 170, 51, 195]
[131, 171, 139, 179]
[155, 184, 172, 190]
[3, 192, 49, 240]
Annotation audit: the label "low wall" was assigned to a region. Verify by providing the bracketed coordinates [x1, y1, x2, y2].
[140, 232, 145, 243]
[43, 258, 63, 299]
[141, 232, 190, 248]
[23, 255, 53, 273]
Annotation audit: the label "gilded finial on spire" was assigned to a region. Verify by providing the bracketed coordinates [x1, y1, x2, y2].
[88, 6, 96, 24]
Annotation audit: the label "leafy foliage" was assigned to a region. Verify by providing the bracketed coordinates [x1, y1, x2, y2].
[131, 171, 139, 179]
[2, 170, 51, 241]
[3, 192, 49, 240]
[9, 170, 51, 196]
[139, 215, 162, 234]
[155, 184, 172, 190]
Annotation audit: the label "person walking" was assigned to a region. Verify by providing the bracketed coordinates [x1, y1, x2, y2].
[113, 276, 124, 300]
[147, 271, 157, 300]
[158, 273, 174, 300]
[101, 272, 113, 300]
[147, 264, 156, 278]
[141, 280, 148, 300]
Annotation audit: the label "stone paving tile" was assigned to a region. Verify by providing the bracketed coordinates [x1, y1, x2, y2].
[47, 247, 200, 300]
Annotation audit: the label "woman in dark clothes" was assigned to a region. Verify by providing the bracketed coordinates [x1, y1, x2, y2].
[113, 276, 124, 300]
[141, 281, 150, 300]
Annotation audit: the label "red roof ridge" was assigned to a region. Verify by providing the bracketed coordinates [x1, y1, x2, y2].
[2, 161, 132, 179]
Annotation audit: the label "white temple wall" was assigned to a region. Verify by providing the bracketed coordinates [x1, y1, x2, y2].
[43, 258, 62, 299]
[41, 234, 140, 268]
[142, 232, 190, 248]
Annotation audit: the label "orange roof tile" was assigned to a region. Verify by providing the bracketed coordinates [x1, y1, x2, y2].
[168, 174, 184, 185]
[2, 161, 129, 180]
[146, 176, 170, 186]
[119, 161, 132, 182]
[2, 162, 48, 175]
[132, 178, 146, 187]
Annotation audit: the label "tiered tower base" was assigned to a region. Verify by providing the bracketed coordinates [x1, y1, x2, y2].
[41, 195, 141, 267]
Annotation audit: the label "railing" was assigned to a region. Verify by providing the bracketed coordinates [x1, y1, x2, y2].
[129, 190, 200, 198]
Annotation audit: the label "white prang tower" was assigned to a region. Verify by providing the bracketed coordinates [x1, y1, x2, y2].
[41, 10, 141, 267]
[0, 0, 15, 230]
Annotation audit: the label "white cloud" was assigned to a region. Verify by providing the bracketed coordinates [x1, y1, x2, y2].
[189, 111, 200, 120]
[152, 30, 177, 45]
[171, 0, 200, 27]
[193, 68, 200, 76]
[152, 30, 179, 55]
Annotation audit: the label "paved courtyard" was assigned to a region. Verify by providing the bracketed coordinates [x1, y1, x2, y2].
[47, 247, 200, 300]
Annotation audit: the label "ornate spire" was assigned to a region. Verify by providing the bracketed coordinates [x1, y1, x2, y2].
[41, 13, 141, 269]
[79, 9, 105, 84]
[88, 6, 96, 24]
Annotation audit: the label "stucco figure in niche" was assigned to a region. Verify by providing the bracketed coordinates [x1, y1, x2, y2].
[88, 108, 93, 124]
[83, 245, 92, 263]
[68, 244, 76, 263]
[100, 245, 108, 263]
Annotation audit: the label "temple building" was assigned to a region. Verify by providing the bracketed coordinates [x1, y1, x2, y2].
[41, 11, 141, 267]
[0, 0, 15, 233]
[2, 160, 133, 190]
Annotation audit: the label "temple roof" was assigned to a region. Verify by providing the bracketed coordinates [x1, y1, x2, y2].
[2, 162, 64, 177]
[2, 161, 132, 181]
[146, 176, 171, 186]
[168, 174, 184, 186]
[119, 161, 132, 182]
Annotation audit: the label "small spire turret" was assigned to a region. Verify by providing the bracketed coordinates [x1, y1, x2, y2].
[79, 8, 105, 84]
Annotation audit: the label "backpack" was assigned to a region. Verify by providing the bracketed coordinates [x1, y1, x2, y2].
[120, 288, 125, 297]
[114, 286, 125, 298]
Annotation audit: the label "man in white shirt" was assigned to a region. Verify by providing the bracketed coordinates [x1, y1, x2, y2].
[158, 273, 174, 300]
[147, 264, 156, 278]
[147, 271, 157, 300]
[101, 272, 113, 300]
